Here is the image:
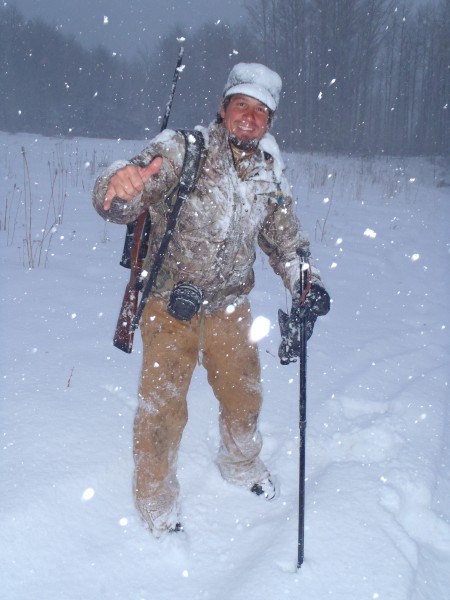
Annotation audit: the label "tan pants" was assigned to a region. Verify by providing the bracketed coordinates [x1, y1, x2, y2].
[133, 296, 269, 533]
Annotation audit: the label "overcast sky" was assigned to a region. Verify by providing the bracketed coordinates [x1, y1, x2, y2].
[10, 0, 248, 59]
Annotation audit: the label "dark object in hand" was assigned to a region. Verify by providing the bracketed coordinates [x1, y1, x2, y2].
[278, 283, 330, 365]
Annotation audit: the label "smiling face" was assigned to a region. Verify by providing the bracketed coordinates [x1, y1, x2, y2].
[220, 94, 271, 149]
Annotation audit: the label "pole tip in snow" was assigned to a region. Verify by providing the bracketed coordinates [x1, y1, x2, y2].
[276, 560, 299, 574]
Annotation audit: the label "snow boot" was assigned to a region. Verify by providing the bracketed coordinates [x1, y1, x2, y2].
[250, 476, 276, 500]
[170, 522, 184, 534]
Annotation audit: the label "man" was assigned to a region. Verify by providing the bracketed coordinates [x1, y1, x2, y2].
[93, 63, 330, 538]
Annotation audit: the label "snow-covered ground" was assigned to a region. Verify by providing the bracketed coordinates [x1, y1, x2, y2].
[1, 131, 449, 600]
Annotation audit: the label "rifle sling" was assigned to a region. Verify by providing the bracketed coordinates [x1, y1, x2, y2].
[132, 130, 205, 329]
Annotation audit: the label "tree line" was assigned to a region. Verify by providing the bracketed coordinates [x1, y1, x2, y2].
[245, 0, 449, 155]
[0, 1, 448, 155]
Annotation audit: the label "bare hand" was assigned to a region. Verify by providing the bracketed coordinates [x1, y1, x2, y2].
[103, 156, 163, 210]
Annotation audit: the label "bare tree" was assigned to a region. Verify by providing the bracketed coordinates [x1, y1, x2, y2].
[243, 0, 448, 155]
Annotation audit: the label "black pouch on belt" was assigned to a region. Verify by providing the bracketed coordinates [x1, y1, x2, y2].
[167, 282, 203, 321]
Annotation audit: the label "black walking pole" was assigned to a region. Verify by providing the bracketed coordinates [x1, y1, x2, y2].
[297, 262, 309, 569]
[279, 251, 330, 569]
[278, 257, 311, 569]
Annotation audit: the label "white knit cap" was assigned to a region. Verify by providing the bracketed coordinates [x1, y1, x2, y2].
[223, 63, 282, 112]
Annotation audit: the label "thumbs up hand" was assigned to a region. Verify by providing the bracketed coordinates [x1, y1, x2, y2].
[103, 156, 163, 211]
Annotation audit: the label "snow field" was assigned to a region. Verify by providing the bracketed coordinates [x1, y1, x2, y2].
[1, 132, 449, 599]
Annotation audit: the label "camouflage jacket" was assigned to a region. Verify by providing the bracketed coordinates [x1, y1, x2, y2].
[92, 121, 318, 312]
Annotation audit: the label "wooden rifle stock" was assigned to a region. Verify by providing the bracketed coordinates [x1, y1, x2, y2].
[113, 214, 147, 353]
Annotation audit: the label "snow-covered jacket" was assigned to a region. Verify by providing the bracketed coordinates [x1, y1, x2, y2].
[92, 121, 318, 312]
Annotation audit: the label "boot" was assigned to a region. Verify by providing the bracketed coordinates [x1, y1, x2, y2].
[250, 476, 277, 500]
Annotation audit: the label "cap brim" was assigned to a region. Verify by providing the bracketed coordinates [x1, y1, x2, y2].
[224, 83, 276, 111]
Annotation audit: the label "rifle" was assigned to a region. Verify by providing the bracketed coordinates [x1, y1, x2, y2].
[113, 46, 185, 353]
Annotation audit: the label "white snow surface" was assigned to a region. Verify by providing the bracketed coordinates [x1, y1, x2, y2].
[1, 132, 449, 600]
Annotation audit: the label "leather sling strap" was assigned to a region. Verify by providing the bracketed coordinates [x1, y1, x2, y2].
[132, 129, 205, 329]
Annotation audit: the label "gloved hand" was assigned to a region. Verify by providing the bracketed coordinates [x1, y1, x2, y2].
[278, 282, 330, 365]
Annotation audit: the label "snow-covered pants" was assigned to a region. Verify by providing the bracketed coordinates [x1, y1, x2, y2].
[133, 296, 269, 533]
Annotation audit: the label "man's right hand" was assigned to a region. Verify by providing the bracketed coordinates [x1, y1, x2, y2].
[103, 156, 163, 211]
